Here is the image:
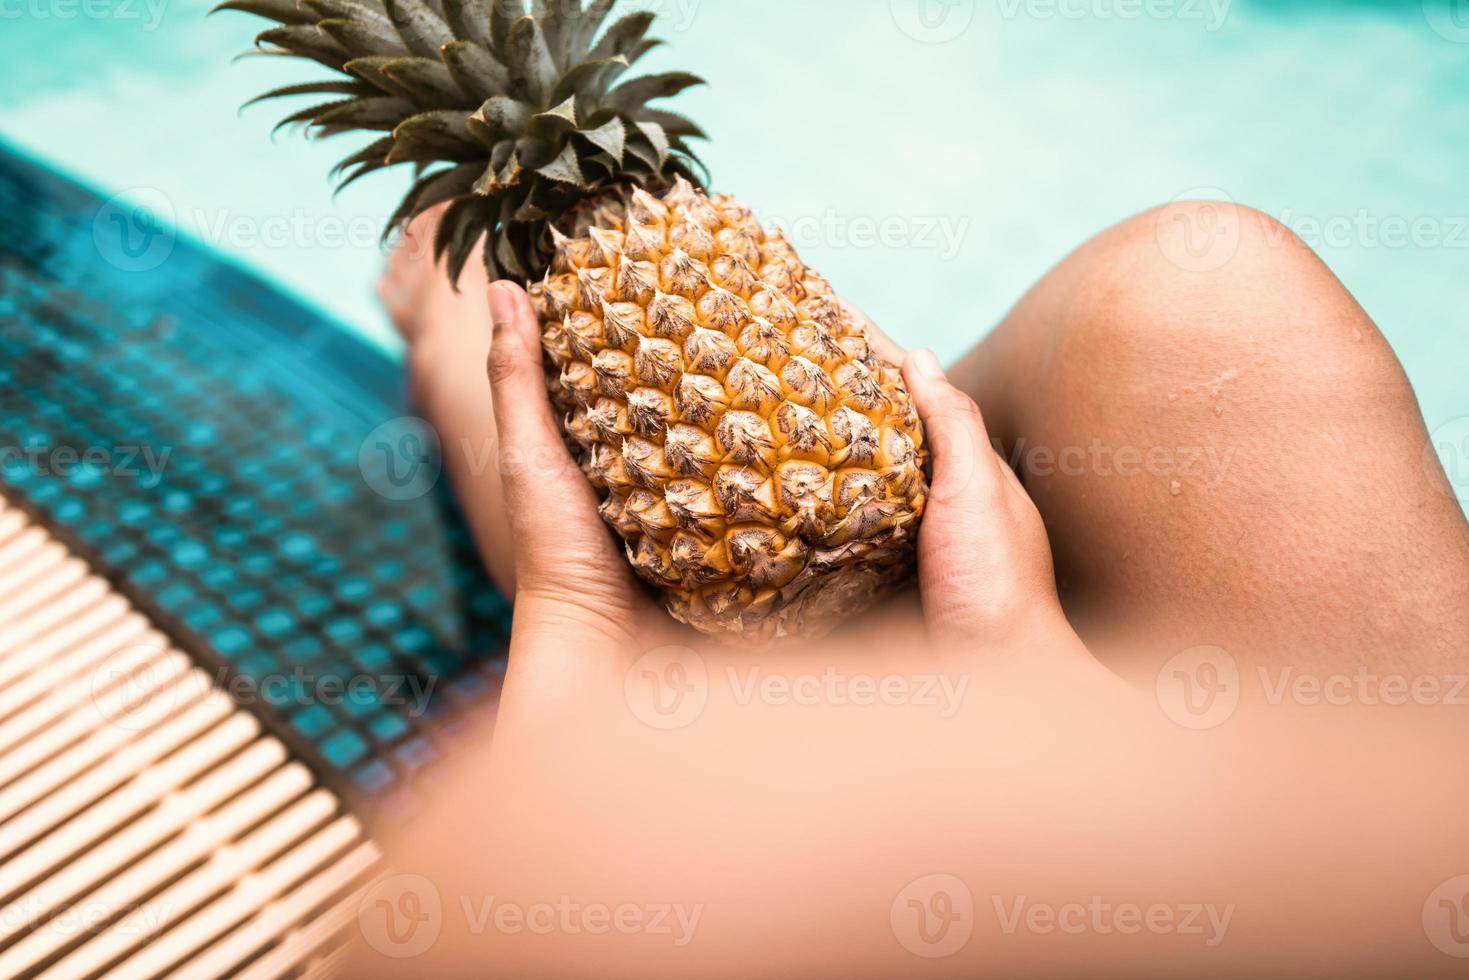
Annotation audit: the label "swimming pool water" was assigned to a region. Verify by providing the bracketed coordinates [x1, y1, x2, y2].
[2, 0, 1467, 507]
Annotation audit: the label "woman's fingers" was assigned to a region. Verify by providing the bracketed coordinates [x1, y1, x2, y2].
[903, 349, 1007, 510]
[484, 282, 672, 732]
[902, 349, 1063, 649]
[486, 282, 597, 542]
[486, 282, 634, 597]
[486, 282, 570, 483]
[901, 350, 1109, 677]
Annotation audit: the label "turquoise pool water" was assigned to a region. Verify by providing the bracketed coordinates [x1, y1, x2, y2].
[2, 0, 1467, 506]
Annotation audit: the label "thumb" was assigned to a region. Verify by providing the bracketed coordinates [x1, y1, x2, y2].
[904, 351, 1111, 681]
[486, 281, 622, 588]
[902, 349, 1049, 646]
[904, 349, 1007, 511]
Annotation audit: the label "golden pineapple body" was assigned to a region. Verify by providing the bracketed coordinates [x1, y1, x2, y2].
[228, 0, 930, 639]
[532, 179, 929, 640]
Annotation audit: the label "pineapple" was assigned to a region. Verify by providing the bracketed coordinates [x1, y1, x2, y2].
[222, 0, 929, 640]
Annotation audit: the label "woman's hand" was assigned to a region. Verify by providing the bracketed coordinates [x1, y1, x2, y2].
[482, 282, 692, 729]
[484, 281, 669, 653]
[383, 218, 1087, 669]
[839, 304, 1080, 656]
[380, 209, 659, 652]
[899, 349, 1094, 664]
[379, 215, 675, 728]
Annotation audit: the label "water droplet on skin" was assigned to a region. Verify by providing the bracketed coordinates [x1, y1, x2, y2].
[1170, 480, 1183, 497]
[1205, 369, 1239, 398]
[1352, 328, 1363, 342]
[1214, 406, 1225, 417]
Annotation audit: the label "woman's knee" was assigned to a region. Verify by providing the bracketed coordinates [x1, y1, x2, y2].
[1049, 200, 1412, 408]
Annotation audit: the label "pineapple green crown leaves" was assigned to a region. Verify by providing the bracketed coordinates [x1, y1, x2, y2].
[217, 0, 710, 283]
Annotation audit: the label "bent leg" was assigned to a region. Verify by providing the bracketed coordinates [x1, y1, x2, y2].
[379, 219, 519, 597]
[950, 201, 1469, 676]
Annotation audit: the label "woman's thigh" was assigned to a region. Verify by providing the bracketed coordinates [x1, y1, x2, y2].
[949, 201, 1469, 679]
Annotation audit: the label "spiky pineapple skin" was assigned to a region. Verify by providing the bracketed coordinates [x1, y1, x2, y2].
[220, 0, 926, 638]
[530, 178, 929, 641]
